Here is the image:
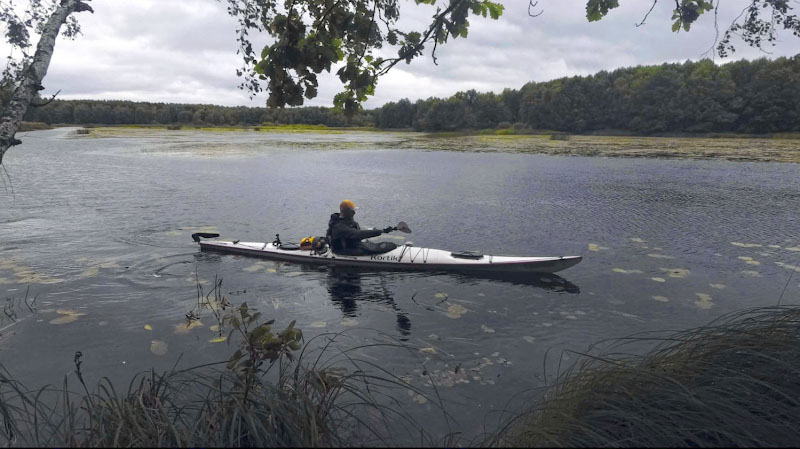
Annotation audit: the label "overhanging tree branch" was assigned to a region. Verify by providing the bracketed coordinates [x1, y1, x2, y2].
[0, 0, 93, 166]
[30, 89, 61, 107]
[635, 0, 658, 27]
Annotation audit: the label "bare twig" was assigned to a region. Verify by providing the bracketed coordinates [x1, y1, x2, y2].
[635, 0, 659, 27]
[528, 0, 542, 18]
[29, 89, 60, 107]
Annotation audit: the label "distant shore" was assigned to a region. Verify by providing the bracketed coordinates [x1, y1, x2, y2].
[33, 122, 800, 163]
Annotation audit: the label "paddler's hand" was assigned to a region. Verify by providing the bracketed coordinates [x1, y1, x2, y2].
[382, 226, 394, 234]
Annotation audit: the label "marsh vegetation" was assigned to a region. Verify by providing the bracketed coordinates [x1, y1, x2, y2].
[489, 306, 800, 447]
[3, 280, 800, 447]
[0, 279, 444, 447]
[75, 126, 800, 163]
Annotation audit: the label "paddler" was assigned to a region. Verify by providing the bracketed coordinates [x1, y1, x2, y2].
[327, 199, 395, 255]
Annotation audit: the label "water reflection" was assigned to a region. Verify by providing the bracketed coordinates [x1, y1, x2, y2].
[324, 267, 580, 340]
[447, 271, 581, 294]
[326, 267, 411, 339]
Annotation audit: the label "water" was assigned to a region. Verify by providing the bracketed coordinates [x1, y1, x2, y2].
[2, 128, 799, 440]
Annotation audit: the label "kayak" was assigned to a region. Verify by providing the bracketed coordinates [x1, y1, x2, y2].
[193, 234, 582, 274]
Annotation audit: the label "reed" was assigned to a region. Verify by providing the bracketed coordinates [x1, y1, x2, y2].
[17, 122, 51, 132]
[487, 306, 800, 447]
[0, 278, 438, 447]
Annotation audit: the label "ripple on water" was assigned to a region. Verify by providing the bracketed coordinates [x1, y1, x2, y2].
[6, 130, 800, 440]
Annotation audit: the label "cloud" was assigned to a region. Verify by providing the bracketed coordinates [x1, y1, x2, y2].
[5, 0, 799, 108]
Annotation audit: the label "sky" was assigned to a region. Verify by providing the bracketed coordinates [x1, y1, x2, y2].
[4, 0, 800, 109]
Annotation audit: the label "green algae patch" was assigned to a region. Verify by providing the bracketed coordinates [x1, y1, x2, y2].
[406, 133, 800, 162]
[71, 126, 800, 162]
[81, 124, 381, 138]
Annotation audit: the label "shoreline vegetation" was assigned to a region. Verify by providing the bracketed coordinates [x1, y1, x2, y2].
[10, 57, 799, 161]
[2, 280, 799, 447]
[31, 121, 800, 140]
[0, 279, 444, 447]
[11, 58, 800, 138]
[488, 306, 800, 447]
[50, 123, 800, 163]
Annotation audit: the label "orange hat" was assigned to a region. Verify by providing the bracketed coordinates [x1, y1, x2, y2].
[339, 199, 355, 212]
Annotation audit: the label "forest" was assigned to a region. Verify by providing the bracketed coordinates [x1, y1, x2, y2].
[8, 56, 800, 135]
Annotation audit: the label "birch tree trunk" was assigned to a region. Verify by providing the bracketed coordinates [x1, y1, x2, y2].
[0, 0, 92, 166]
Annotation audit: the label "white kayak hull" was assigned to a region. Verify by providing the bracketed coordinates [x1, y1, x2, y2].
[198, 240, 582, 274]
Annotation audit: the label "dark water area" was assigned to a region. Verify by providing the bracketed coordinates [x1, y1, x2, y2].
[1, 128, 799, 441]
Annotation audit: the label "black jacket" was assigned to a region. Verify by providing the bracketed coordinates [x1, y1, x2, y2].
[327, 213, 382, 253]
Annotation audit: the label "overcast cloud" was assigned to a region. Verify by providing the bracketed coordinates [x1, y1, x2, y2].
[4, 0, 800, 108]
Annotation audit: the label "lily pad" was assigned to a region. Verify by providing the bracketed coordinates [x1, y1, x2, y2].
[340, 317, 359, 327]
[738, 256, 760, 265]
[50, 315, 80, 324]
[731, 242, 762, 248]
[776, 261, 800, 273]
[695, 293, 713, 310]
[613, 268, 643, 274]
[150, 340, 168, 356]
[243, 263, 266, 273]
[445, 304, 468, 319]
[49, 309, 86, 325]
[661, 268, 690, 278]
[408, 390, 428, 404]
[647, 253, 675, 259]
[174, 320, 203, 335]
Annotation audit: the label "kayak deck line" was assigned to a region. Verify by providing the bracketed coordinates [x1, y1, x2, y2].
[195, 237, 582, 274]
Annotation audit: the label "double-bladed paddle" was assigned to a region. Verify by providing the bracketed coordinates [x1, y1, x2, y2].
[393, 221, 412, 233]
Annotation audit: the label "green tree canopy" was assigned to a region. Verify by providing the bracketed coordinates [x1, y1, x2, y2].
[224, 0, 504, 114]
[227, 0, 800, 112]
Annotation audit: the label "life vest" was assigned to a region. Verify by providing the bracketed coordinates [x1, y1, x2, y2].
[327, 212, 360, 252]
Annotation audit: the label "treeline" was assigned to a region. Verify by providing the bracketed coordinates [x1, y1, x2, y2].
[9, 56, 800, 135]
[376, 56, 800, 134]
[18, 99, 374, 128]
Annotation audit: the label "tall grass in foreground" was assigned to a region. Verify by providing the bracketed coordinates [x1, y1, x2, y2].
[488, 306, 800, 447]
[0, 278, 442, 447]
[5, 279, 800, 447]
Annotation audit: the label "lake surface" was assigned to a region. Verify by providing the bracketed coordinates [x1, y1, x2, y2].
[2, 128, 799, 441]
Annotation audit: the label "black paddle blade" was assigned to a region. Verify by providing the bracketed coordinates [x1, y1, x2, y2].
[396, 221, 412, 233]
[192, 232, 220, 242]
